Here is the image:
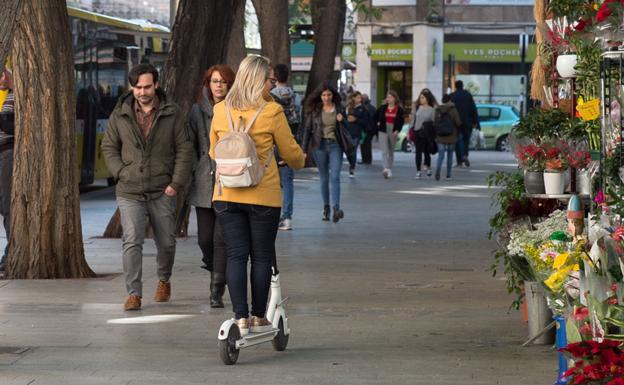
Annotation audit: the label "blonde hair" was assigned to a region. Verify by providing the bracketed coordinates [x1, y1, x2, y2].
[226, 55, 271, 110]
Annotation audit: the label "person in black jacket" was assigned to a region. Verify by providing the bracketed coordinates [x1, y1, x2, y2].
[375, 90, 404, 179]
[450, 80, 480, 167]
[360, 94, 376, 164]
[345, 91, 369, 178]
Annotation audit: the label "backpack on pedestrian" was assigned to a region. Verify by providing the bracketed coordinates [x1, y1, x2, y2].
[271, 87, 300, 135]
[213, 105, 271, 193]
[435, 111, 455, 137]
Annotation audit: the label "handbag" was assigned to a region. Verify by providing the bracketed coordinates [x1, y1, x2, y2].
[407, 126, 416, 142]
[337, 122, 356, 155]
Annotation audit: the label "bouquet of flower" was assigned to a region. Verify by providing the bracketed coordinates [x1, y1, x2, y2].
[524, 236, 583, 314]
[514, 143, 545, 171]
[568, 148, 592, 170]
[560, 339, 624, 385]
[543, 141, 570, 171]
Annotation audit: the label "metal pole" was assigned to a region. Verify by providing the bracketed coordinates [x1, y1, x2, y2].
[519, 33, 527, 116]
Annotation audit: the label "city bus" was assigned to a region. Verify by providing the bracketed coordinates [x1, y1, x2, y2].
[68, 5, 170, 185]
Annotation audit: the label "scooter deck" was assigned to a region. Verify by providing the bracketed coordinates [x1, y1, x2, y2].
[236, 328, 279, 349]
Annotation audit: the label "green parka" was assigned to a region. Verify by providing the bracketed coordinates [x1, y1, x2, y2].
[101, 89, 193, 201]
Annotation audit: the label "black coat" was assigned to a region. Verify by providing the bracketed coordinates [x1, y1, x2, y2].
[450, 89, 480, 132]
[345, 104, 369, 139]
[375, 104, 405, 134]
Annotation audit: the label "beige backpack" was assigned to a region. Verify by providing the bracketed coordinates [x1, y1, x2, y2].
[214, 104, 272, 194]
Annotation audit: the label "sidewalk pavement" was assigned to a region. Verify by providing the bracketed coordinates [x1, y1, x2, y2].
[0, 150, 556, 385]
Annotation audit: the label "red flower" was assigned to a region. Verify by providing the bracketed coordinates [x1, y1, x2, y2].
[574, 306, 590, 321]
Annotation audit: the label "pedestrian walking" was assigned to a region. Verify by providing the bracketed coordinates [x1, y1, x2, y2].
[101, 63, 192, 311]
[450, 80, 480, 167]
[0, 68, 14, 272]
[409, 88, 437, 179]
[375, 90, 404, 179]
[209, 55, 304, 335]
[301, 81, 350, 222]
[345, 91, 369, 178]
[433, 94, 462, 181]
[360, 94, 376, 165]
[188, 64, 235, 308]
[270, 64, 301, 231]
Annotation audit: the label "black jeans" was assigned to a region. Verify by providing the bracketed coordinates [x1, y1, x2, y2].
[455, 126, 472, 162]
[360, 132, 373, 164]
[214, 201, 280, 319]
[414, 134, 431, 171]
[195, 207, 226, 275]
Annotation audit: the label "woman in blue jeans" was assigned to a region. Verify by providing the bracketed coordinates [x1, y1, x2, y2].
[209, 56, 305, 334]
[433, 94, 462, 181]
[301, 81, 349, 222]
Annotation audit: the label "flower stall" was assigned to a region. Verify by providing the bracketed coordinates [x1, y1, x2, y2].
[488, 0, 624, 383]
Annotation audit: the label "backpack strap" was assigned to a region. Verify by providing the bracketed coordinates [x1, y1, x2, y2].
[242, 103, 265, 133]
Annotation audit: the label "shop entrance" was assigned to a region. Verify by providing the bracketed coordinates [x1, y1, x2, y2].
[378, 66, 412, 110]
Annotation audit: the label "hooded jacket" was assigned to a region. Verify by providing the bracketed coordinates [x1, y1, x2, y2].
[101, 88, 193, 201]
[187, 87, 216, 208]
[433, 102, 462, 145]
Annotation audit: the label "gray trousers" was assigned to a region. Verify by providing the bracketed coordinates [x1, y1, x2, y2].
[0, 149, 13, 265]
[378, 131, 396, 170]
[117, 194, 176, 297]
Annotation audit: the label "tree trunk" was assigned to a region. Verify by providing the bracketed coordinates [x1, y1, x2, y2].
[251, 0, 290, 67]
[102, 208, 123, 238]
[0, 0, 23, 74]
[162, 0, 241, 117]
[225, 0, 247, 71]
[8, 0, 95, 279]
[305, 0, 346, 98]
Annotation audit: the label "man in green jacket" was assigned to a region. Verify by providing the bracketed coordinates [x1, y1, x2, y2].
[102, 63, 192, 311]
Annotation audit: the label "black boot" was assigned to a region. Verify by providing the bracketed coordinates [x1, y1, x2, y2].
[332, 206, 344, 223]
[322, 205, 331, 221]
[210, 272, 225, 308]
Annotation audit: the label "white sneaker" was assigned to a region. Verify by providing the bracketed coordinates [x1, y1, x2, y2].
[415, 172, 421, 179]
[278, 218, 292, 231]
[382, 169, 389, 179]
[349, 169, 355, 179]
[387, 169, 392, 178]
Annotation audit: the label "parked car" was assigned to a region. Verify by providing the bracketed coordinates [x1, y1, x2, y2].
[395, 104, 519, 152]
[476, 104, 520, 151]
[394, 123, 414, 152]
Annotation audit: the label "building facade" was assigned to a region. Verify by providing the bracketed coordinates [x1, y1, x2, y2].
[356, 0, 535, 111]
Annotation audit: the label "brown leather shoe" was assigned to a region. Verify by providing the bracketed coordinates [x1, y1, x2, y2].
[124, 294, 142, 311]
[154, 280, 171, 302]
[250, 316, 272, 333]
[235, 318, 249, 336]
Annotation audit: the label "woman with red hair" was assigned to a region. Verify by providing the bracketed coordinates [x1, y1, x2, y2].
[188, 64, 235, 308]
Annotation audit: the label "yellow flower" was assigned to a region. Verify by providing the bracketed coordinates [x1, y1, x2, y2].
[544, 266, 573, 291]
[553, 252, 569, 269]
[572, 263, 580, 271]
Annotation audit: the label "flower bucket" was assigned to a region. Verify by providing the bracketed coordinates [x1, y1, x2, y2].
[524, 171, 545, 194]
[544, 170, 566, 195]
[525, 281, 555, 345]
[556, 54, 577, 78]
[577, 169, 591, 195]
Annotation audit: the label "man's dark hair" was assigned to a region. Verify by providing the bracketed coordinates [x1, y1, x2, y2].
[128, 63, 159, 87]
[274, 64, 289, 83]
[454, 80, 463, 90]
[442, 94, 451, 103]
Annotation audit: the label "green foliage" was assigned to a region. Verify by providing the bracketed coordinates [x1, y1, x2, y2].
[487, 170, 534, 310]
[351, 0, 385, 22]
[514, 108, 573, 142]
[573, 38, 601, 100]
[547, 0, 596, 21]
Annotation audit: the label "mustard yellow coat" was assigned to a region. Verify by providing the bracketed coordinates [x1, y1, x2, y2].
[209, 101, 305, 207]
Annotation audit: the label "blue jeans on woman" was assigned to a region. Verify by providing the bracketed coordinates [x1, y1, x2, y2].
[213, 201, 281, 320]
[436, 143, 454, 178]
[278, 166, 294, 220]
[313, 139, 342, 208]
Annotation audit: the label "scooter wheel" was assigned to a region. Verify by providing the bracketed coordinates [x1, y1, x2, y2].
[272, 317, 289, 352]
[219, 324, 240, 365]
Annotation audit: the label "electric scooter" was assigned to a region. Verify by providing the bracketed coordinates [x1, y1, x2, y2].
[217, 261, 290, 365]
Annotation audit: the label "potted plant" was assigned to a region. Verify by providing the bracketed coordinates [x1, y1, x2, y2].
[515, 143, 546, 194]
[514, 107, 572, 144]
[543, 142, 569, 195]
